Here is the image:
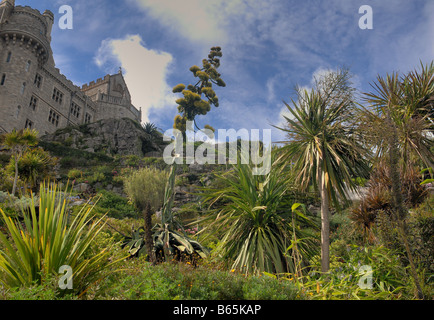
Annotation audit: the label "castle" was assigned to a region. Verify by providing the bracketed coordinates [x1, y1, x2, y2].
[0, 0, 142, 135]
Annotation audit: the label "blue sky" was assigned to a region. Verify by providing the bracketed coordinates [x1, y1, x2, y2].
[15, 0, 434, 143]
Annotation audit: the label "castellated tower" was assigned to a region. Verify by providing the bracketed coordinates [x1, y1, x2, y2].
[0, 0, 141, 135]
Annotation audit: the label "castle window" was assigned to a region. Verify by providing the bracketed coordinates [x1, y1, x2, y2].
[29, 96, 38, 111]
[24, 119, 33, 129]
[48, 109, 60, 127]
[25, 60, 31, 72]
[70, 102, 80, 118]
[16, 106, 21, 118]
[34, 74, 42, 88]
[0, 74, 5, 86]
[85, 112, 92, 124]
[6, 52, 11, 63]
[20, 82, 26, 95]
[52, 88, 63, 104]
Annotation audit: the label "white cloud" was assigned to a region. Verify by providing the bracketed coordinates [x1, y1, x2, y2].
[94, 34, 175, 123]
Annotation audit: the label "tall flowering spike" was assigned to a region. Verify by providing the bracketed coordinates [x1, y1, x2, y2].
[173, 46, 225, 133]
[189, 65, 201, 75]
[172, 84, 186, 93]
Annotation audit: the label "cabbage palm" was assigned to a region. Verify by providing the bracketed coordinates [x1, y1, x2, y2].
[1, 128, 38, 196]
[362, 62, 434, 171]
[362, 66, 431, 300]
[277, 69, 371, 272]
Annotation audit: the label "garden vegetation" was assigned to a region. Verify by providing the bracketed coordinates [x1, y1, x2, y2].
[0, 57, 433, 300]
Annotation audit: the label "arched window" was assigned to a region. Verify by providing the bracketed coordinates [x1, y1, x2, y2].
[6, 52, 11, 63]
[16, 105, 21, 118]
[20, 82, 26, 95]
[25, 60, 31, 72]
[0, 74, 5, 86]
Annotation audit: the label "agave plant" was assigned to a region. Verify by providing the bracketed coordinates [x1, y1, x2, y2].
[0, 182, 117, 294]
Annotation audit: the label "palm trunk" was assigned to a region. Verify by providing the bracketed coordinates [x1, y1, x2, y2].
[318, 167, 330, 273]
[386, 108, 424, 299]
[12, 155, 19, 196]
[144, 203, 156, 265]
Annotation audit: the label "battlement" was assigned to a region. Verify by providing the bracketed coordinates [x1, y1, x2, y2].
[81, 74, 110, 90]
[51, 67, 80, 91]
[14, 5, 43, 16]
[13, 6, 49, 28]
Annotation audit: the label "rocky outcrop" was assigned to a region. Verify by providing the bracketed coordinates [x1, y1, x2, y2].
[41, 118, 165, 157]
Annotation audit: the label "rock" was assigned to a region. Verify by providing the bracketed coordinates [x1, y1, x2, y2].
[71, 199, 86, 207]
[73, 183, 89, 193]
[41, 118, 167, 157]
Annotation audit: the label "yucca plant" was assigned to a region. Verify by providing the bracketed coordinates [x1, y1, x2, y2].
[199, 156, 318, 276]
[0, 182, 116, 295]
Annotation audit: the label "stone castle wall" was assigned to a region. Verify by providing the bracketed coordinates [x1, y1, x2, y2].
[0, 0, 141, 135]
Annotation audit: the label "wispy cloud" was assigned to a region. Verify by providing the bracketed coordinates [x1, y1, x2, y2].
[132, 0, 231, 46]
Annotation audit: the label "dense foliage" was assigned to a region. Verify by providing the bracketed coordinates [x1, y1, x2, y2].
[0, 61, 433, 300]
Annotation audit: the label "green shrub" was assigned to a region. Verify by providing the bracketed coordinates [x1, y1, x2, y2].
[0, 193, 33, 221]
[243, 275, 299, 300]
[0, 276, 78, 300]
[125, 155, 141, 167]
[96, 190, 136, 219]
[299, 244, 410, 299]
[67, 169, 82, 180]
[95, 261, 301, 300]
[89, 172, 106, 184]
[39, 141, 113, 168]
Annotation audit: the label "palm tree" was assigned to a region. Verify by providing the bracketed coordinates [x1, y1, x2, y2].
[362, 62, 434, 172]
[142, 122, 160, 136]
[362, 67, 431, 299]
[1, 129, 38, 196]
[276, 69, 371, 272]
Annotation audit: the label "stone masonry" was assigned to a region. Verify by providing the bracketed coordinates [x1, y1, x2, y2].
[0, 0, 142, 135]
